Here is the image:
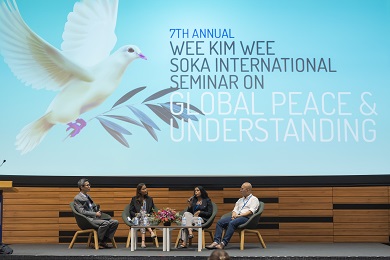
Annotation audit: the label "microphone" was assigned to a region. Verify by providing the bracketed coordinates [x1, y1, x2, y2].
[0, 159, 6, 167]
[187, 195, 196, 202]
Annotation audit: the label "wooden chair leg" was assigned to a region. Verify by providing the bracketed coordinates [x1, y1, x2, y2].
[256, 231, 266, 248]
[203, 229, 214, 247]
[239, 230, 245, 250]
[202, 230, 206, 249]
[126, 229, 131, 248]
[68, 231, 79, 249]
[174, 230, 181, 248]
[111, 237, 117, 248]
[241, 229, 267, 249]
[92, 230, 99, 250]
[87, 232, 93, 248]
[153, 229, 159, 248]
[154, 236, 159, 247]
[69, 230, 98, 250]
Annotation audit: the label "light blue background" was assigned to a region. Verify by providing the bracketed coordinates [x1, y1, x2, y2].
[0, 0, 389, 176]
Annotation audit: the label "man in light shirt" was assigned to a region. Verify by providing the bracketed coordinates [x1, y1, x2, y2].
[206, 182, 259, 250]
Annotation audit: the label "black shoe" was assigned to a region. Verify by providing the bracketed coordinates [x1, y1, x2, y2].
[99, 242, 112, 249]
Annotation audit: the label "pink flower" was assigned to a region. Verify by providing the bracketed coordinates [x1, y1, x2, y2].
[154, 207, 178, 223]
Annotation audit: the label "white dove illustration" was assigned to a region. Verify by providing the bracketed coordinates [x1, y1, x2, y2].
[0, 0, 146, 154]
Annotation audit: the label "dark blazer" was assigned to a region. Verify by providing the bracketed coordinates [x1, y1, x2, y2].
[129, 195, 156, 219]
[73, 192, 99, 219]
[187, 197, 213, 222]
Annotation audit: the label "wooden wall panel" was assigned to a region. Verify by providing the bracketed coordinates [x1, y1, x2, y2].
[334, 236, 389, 243]
[278, 210, 333, 216]
[275, 187, 334, 242]
[332, 186, 389, 243]
[334, 214, 389, 223]
[279, 236, 333, 242]
[333, 187, 389, 197]
[2, 186, 390, 244]
[333, 197, 388, 203]
[3, 187, 61, 243]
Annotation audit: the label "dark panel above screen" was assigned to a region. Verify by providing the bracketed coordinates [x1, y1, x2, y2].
[1, 175, 390, 188]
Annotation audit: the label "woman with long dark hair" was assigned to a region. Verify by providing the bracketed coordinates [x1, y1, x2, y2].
[129, 183, 157, 248]
[177, 186, 213, 248]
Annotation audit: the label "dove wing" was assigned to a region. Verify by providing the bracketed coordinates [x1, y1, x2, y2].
[0, 0, 94, 91]
[61, 0, 118, 67]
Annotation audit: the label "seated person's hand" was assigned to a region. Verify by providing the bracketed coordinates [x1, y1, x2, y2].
[96, 211, 102, 218]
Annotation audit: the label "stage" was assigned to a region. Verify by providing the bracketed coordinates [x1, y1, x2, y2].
[3, 243, 390, 259]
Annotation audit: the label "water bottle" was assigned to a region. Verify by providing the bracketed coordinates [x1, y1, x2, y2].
[143, 216, 149, 226]
[181, 216, 186, 226]
[197, 217, 202, 226]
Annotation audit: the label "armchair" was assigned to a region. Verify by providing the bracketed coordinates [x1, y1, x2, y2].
[68, 202, 117, 250]
[175, 201, 218, 248]
[121, 204, 159, 248]
[221, 201, 266, 250]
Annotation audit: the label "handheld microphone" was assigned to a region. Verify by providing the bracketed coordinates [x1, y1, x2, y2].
[0, 159, 6, 167]
[187, 195, 196, 202]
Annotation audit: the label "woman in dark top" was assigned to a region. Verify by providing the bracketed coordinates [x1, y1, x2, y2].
[177, 186, 213, 248]
[129, 183, 157, 248]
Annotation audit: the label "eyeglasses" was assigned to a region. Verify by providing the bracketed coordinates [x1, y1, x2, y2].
[83, 184, 91, 187]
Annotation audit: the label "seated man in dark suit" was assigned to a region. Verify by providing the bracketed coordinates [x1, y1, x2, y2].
[73, 178, 118, 249]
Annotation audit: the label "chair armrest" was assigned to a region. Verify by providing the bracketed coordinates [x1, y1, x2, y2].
[121, 212, 133, 226]
[100, 212, 112, 220]
[221, 212, 232, 219]
[178, 207, 189, 216]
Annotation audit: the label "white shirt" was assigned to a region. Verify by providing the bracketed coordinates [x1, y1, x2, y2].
[232, 194, 259, 215]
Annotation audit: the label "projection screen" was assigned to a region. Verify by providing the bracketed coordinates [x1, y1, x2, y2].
[0, 0, 389, 179]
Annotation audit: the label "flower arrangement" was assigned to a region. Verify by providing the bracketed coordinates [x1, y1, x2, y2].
[153, 207, 179, 225]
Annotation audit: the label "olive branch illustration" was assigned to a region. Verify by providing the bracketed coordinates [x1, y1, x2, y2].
[67, 86, 204, 147]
